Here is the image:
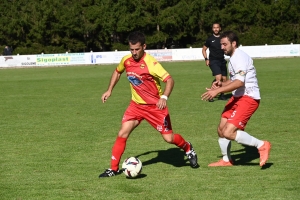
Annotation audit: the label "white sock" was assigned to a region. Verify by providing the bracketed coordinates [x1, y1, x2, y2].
[235, 130, 264, 148]
[218, 137, 232, 162]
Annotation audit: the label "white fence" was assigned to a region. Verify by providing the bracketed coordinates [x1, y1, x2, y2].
[0, 44, 299, 68]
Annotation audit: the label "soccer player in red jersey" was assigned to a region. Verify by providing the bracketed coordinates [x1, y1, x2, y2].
[99, 31, 199, 178]
[201, 31, 271, 167]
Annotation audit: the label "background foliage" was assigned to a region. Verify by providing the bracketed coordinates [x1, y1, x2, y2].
[0, 0, 299, 54]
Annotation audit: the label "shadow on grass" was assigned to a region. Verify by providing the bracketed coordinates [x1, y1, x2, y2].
[126, 174, 147, 179]
[135, 148, 191, 168]
[210, 93, 233, 102]
[229, 145, 273, 169]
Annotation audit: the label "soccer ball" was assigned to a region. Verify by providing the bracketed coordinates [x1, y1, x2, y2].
[122, 157, 142, 178]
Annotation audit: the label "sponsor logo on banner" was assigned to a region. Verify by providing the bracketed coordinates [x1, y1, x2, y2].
[90, 53, 105, 64]
[21, 62, 37, 65]
[4, 56, 13, 61]
[36, 53, 85, 66]
[21, 57, 36, 66]
[146, 49, 172, 61]
[1, 56, 19, 67]
[290, 49, 299, 55]
[37, 56, 70, 64]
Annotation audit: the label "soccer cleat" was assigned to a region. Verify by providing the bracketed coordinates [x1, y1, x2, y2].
[258, 141, 271, 167]
[99, 169, 120, 178]
[208, 159, 233, 167]
[208, 98, 214, 102]
[186, 142, 199, 168]
[218, 93, 227, 100]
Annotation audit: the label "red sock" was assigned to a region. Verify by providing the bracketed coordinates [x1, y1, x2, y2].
[172, 133, 190, 152]
[110, 137, 127, 171]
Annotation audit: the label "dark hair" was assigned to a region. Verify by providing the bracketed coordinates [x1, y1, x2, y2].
[128, 31, 146, 45]
[220, 31, 240, 47]
[212, 23, 221, 28]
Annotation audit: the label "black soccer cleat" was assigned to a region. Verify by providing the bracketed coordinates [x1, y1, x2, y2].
[218, 93, 227, 101]
[99, 169, 121, 178]
[186, 142, 199, 168]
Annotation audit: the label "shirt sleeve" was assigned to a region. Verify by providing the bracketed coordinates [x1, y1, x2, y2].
[204, 38, 210, 48]
[232, 55, 247, 82]
[116, 56, 126, 73]
[150, 61, 171, 82]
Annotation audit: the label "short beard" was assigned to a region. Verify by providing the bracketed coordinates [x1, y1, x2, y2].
[225, 49, 233, 57]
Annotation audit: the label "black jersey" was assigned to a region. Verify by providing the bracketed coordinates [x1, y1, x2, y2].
[204, 35, 225, 60]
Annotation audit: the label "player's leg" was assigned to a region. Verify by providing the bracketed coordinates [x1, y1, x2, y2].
[208, 117, 233, 167]
[99, 120, 139, 178]
[208, 96, 236, 167]
[220, 59, 228, 83]
[222, 75, 227, 82]
[222, 96, 271, 167]
[111, 120, 139, 169]
[162, 132, 189, 152]
[218, 74, 228, 100]
[146, 106, 199, 168]
[218, 59, 228, 100]
[162, 132, 199, 168]
[218, 60, 228, 100]
[209, 60, 223, 102]
[99, 102, 141, 178]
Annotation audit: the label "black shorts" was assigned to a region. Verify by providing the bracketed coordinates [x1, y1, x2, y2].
[209, 59, 228, 76]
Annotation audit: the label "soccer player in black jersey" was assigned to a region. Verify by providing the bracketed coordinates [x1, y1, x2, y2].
[202, 23, 228, 102]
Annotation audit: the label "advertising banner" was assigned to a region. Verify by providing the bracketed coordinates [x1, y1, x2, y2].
[36, 53, 85, 66]
[1, 44, 299, 68]
[239, 46, 262, 58]
[260, 44, 300, 57]
[87, 51, 129, 64]
[172, 48, 202, 61]
[146, 49, 172, 61]
[0, 55, 37, 68]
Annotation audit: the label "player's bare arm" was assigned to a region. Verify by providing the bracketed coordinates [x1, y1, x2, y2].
[156, 77, 174, 110]
[202, 45, 209, 66]
[201, 79, 244, 101]
[101, 70, 122, 103]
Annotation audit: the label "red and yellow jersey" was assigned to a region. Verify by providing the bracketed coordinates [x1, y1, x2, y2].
[116, 53, 171, 104]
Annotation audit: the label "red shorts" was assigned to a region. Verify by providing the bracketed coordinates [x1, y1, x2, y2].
[222, 96, 260, 130]
[122, 101, 173, 134]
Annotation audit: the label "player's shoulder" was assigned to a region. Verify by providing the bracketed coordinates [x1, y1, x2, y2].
[235, 48, 251, 59]
[231, 48, 252, 64]
[119, 54, 132, 65]
[121, 54, 132, 61]
[144, 53, 158, 63]
[207, 35, 216, 40]
[144, 53, 163, 69]
[204, 35, 215, 45]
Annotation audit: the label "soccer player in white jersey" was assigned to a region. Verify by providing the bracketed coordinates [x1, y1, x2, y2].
[201, 31, 271, 167]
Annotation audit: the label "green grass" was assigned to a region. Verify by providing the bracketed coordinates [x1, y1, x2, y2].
[1, 57, 300, 199]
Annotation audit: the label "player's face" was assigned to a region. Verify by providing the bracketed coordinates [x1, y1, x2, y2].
[129, 42, 146, 61]
[212, 24, 221, 35]
[221, 37, 236, 56]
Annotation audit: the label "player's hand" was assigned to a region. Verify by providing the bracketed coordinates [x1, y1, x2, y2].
[156, 98, 167, 110]
[101, 91, 111, 103]
[201, 90, 219, 101]
[211, 81, 222, 89]
[205, 60, 210, 66]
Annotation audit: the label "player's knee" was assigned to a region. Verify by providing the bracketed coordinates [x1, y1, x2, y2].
[162, 134, 173, 143]
[222, 129, 235, 140]
[117, 130, 130, 138]
[217, 127, 224, 137]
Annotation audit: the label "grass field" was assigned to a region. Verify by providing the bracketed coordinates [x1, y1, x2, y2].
[1, 57, 300, 199]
